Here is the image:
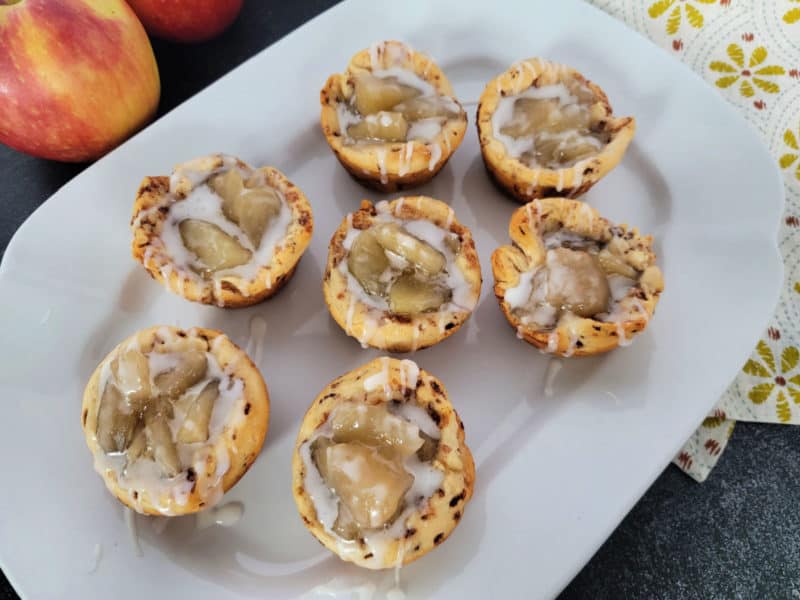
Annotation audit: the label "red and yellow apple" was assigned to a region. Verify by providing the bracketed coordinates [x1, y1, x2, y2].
[125, 0, 243, 44]
[0, 0, 160, 162]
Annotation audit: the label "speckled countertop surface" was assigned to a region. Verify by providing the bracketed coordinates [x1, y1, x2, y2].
[1, 2, 798, 598]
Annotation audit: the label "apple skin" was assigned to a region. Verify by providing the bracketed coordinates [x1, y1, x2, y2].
[0, 0, 160, 162]
[125, 0, 243, 44]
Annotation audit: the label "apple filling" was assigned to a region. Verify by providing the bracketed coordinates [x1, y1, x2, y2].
[345, 219, 464, 317]
[504, 229, 661, 330]
[93, 341, 243, 509]
[492, 79, 611, 169]
[307, 402, 440, 542]
[160, 163, 292, 286]
[338, 71, 462, 145]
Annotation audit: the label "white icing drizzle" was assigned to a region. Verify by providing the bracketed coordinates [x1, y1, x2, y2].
[304, 576, 377, 600]
[368, 41, 412, 71]
[125, 508, 143, 557]
[616, 321, 632, 347]
[372, 66, 434, 95]
[213, 278, 225, 308]
[394, 403, 438, 440]
[525, 201, 536, 230]
[246, 316, 267, 367]
[364, 357, 392, 399]
[563, 316, 581, 357]
[427, 142, 442, 171]
[570, 160, 587, 195]
[408, 118, 444, 142]
[151, 516, 170, 535]
[196, 501, 244, 529]
[504, 268, 537, 309]
[531, 169, 541, 191]
[387, 542, 406, 600]
[142, 245, 155, 270]
[543, 358, 562, 397]
[87, 543, 103, 574]
[607, 275, 637, 302]
[443, 130, 452, 154]
[556, 169, 565, 192]
[395, 359, 421, 396]
[579, 201, 595, 230]
[345, 297, 360, 345]
[444, 207, 454, 229]
[546, 330, 559, 353]
[398, 142, 414, 177]
[376, 147, 388, 185]
[368, 42, 382, 69]
[176, 273, 186, 298]
[169, 155, 239, 194]
[543, 230, 593, 250]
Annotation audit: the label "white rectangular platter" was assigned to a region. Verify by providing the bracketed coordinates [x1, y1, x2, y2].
[0, 0, 783, 598]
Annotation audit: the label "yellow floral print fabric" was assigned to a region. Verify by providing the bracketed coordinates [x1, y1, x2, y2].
[588, 0, 800, 481]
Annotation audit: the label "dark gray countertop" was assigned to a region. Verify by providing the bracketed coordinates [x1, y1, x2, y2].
[1, 1, 798, 598]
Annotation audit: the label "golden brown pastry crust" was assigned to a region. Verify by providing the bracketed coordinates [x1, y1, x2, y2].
[323, 196, 482, 353]
[292, 357, 474, 569]
[81, 326, 269, 515]
[131, 154, 313, 308]
[320, 41, 467, 192]
[492, 198, 664, 356]
[477, 58, 636, 203]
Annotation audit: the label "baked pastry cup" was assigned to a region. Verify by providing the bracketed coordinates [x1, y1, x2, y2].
[81, 326, 269, 516]
[323, 196, 482, 352]
[492, 198, 664, 356]
[320, 40, 468, 192]
[132, 153, 314, 308]
[292, 357, 474, 569]
[477, 58, 635, 202]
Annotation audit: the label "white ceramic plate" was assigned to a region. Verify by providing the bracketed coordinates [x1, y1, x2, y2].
[0, 0, 783, 598]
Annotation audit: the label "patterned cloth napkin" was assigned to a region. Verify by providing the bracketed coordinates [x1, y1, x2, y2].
[586, 0, 800, 481]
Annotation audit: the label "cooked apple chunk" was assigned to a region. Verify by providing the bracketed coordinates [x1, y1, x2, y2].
[389, 272, 451, 315]
[372, 223, 445, 274]
[597, 248, 639, 279]
[211, 169, 281, 247]
[110, 348, 151, 407]
[126, 424, 150, 462]
[96, 383, 137, 453]
[353, 73, 420, 115]
[145, 406, 181, 478]
[153, 350, 208, 398]
[330, 404, 424, 458]
[322, 442, 413, 529]
[348, 111, 409, 142]
[179, 219, 252, 272]
[177, 380, 219, 444]
[545, 248, 610, 317]
[395, 96, 458, 121]
[347, 229, 390, 296]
